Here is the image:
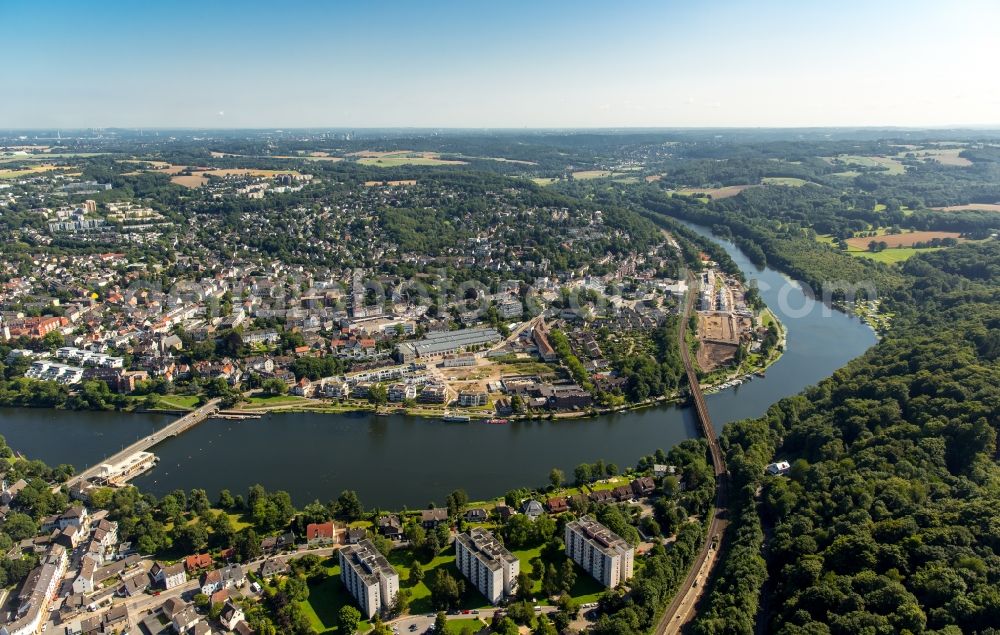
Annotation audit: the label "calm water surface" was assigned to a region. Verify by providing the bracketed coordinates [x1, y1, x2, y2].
[0, 225, 876, 507]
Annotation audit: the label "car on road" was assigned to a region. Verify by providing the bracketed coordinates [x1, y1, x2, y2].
[409, 625, 418, 631]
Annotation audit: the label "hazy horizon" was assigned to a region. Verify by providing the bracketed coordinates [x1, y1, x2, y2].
[3, 0, 998, 129]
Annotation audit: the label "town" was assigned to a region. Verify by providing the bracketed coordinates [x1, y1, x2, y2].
[0, 420, 742, 635]
[0, 145, 781, 437]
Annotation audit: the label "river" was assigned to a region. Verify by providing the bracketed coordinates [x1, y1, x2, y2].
[0, 225, 876, 508]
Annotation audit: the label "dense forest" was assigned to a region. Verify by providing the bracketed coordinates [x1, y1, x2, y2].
[688, 238, 999, 634]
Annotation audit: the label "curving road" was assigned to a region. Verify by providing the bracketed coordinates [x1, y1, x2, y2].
[654, 274, 730, 635]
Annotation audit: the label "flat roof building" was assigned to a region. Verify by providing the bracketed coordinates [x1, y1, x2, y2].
[455, 528, 519, 604]
[339, 539, 399, 618]
[396, 327, 501, 362]
[565, 515, 634, 589]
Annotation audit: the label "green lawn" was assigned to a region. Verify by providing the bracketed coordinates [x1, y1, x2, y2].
[512, 545, 605, 605]
[445, 618, 488, 634]
[298, 538, 608, 629]
[155, 394, 201, 410]
[243, 394, 313, 407]
[390, 551, 487, 614]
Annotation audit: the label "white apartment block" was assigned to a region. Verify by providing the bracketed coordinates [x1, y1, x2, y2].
[455, 528, 519, 604]
[565, 516, 634, 588]
[339, 539, 399, 618]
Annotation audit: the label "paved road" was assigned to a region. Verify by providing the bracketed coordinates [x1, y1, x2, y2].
[654, 274, 730, 635]
[65, 398, 222, 489]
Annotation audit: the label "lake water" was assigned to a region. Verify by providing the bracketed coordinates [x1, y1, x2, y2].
[0, 225, 876, 508]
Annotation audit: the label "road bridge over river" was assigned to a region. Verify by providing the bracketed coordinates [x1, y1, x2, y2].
[64, 398, 222, 490]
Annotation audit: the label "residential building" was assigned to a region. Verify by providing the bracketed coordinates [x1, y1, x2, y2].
[72, 557, 96, 594]
[565, 516, 634, 588]
[457, 390, 488, 407]
[377, 515, 403, 539]
[454, 528, 519, 604]
[339, 539, 399, 618]
[220, 600, 246, 631]
[545, 497, 569, 514]
[520, 500, 544, 521]
[387, 383, 417, 402]
[151, 562, 186, 590]
[1, 545, 68, 635]
[200, 564, 245, 595]
[172, 607, 201, 634]
[630, 477, 656, 497]
[306, 521, 336, 545]
[766, 460, 791, 476]
[421, 508, 448, 528]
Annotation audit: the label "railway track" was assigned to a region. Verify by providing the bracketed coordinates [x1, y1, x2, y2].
[654, 274, 730, 635]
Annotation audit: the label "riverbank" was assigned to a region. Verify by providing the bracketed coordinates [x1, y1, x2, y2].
[0, 222, 876, 508]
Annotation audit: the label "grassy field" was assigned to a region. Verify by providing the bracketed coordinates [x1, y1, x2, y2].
[761, 177, 810, 187]
[444, 618, 488, 634]
[571, 170, 613, 180]
[824, 154, 906, 175]
[0, 152, 103, 163]
[531, 177, 560, 186]
[155, 394, 201, 410]
[300, 560, 372, 634]
[511, 545, 605, 605]
[242, 394, 314, 408]
[354, 151, 467, 167]
[897, 147, 972, 167]
[0, 164, 63, 179]
[674, 185, 753, 199]
[854, 247, 945, 264]
[359, 157, 467, 167]
[816, 233, 948, 264]
[845, 230, 962, 250]
[932, 203, 1000, 213]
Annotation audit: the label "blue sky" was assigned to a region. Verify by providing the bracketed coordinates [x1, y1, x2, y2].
[2, 0, 998, 128]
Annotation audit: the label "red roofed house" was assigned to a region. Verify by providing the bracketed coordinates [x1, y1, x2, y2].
[185, 553, 213, 573]
[306, 521, 335, 546]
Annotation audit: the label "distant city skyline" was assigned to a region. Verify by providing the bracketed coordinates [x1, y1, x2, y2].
[2, 0, 998, 129]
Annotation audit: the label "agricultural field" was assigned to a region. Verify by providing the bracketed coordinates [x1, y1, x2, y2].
[897, 147, 973, 167]
[855, 247, 945, 264]
[570, 170, 613, 180]
[761, 177, 810, 187]
[0, 152, 104, 163]
[0, 164, 63, 179]
[823, 154, 906, 175]
[932, 203, 1000, 213]
[531, 177, 560, 186]
[169, 167, 303, 188]
[352, 150, 467, 167]
[817, 230, 959, 264]
[844, 230, 963, 250]
[673, 184, 753, 199]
